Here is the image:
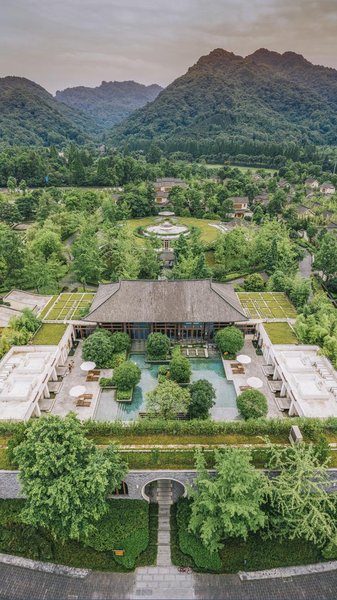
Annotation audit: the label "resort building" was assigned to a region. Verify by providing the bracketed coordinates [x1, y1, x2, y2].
[153, 178, 187, 205]
[80, 279, 248, 340]
[257, 323, 337, 418]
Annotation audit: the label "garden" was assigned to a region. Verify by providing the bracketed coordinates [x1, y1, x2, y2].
[39, 293, 95, 320]
[237, 292, 297, 319]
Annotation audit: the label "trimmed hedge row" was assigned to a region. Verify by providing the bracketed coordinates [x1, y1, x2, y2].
[3, 417, 337, 439]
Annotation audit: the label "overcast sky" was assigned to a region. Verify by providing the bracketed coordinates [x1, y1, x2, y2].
[1, 0, 337, 94]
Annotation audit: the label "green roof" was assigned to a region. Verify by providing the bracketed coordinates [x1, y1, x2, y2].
[32, 323, 67, 345]
[263, 322, 298, 345]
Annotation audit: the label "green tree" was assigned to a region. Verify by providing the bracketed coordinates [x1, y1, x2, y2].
[314, 233, 337, 282]
[111, 332, 131, 353]
[73, 226, 102, 287]
[146, 380, 190, 418]
[237, 389, 268, 419]
[112, 361, 141, 390]
[146, 332, 171, 359]
[14, 414, 127, 541]
[215, 326, 244, 356]
[266, 443, 337, 547]
[169, 354, 192, 383]
[243, 273, 265, 291]
[189, 449, 269, 553]
[82, 329, 115, 368]
[188, 379, 216, 419]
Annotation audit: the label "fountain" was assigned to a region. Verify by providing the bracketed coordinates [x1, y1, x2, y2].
[143, 212, 190, 241]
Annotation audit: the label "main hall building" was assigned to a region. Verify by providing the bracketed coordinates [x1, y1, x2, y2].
[79, 279, 248, 340]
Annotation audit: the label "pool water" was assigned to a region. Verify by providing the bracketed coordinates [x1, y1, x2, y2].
[95, 353, 238, 421]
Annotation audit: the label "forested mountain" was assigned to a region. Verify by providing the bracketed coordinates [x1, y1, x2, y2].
[111, 48, 337, 151]
[0, 77, 98, 146]
[55, 80, 162, 128]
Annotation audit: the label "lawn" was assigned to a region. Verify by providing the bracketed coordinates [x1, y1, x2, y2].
[237, 292, 297, 319]
[125, 216, 222, 244]
[171, 498, 323, 573]
[0, 499, 157, 571]
[32, 323, 68, 345]
[41, 293, 95, 321]
[263, 322, 298, 345]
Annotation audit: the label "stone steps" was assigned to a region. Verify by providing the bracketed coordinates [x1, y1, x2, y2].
[156, 480, 173, 567]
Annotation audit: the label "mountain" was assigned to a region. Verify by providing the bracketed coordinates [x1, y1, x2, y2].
[55, 80, 163, 128]
[0, 76, 98, 146]
[111, 49, 337, 148]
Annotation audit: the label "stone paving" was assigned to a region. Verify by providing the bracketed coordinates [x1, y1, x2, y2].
[2, 562, 337, 599]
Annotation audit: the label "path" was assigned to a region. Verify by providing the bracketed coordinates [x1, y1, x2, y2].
[131, 481, 195, 598]
[299, 250, 313, 278]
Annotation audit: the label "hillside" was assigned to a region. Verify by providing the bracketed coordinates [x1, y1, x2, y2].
[0, 76, 98, 146]
[111, 49, 337, 148]
[55, 80, 163, 128]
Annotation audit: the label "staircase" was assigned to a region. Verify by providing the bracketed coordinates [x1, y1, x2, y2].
[156, 479, 172, 567]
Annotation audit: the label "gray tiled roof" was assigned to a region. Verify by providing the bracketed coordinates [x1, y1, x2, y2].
[84, 280, 248, 324]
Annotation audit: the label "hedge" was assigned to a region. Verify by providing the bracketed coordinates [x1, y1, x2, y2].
[3, 417, 337, 439]
[174, 499, 222, 572]
[0, 499, 154, 571]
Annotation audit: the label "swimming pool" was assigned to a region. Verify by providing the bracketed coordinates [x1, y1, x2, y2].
[94, 353, 238, 421]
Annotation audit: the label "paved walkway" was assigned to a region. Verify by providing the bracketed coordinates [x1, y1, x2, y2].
[2, 562, 337, 599]
[156, 479, 172, 567]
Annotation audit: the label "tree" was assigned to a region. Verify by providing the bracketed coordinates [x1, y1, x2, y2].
[73, 226, 102, 287]
[237, 389, 268, 419]
[215, 326, 244, 356]
[169, 354, 191, 383]
[14, 414, 127, 541]
[188, 379, 216, 419]
[314, 233, 337, 282]
[243, 273, 265, 291]
[188, 449, 269, 553]
[82, 329, 115, 368]
[7, 176, 17, 193]
[111, 332, 131, 353]
[146, 380, 190, 418]
[112, 361, 141, 390]
[146, 332, 171, 359]
[266, 443, 337, 548]
[139, 243, 160, 279]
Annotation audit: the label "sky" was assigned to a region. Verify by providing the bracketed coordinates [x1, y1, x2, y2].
[1, 0, 337, 94]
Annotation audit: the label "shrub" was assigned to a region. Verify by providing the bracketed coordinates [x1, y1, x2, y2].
[188, 379, 216, 419]
[169, 355, 191, 384]
[237, 389, 268, 419]
[112, 361, 141, 391]
[82, 329, 115, 368]
[116, 389, 133, 401]
[111, 332, 131, 353]
[146, 333, 171, 360]
[215, 327, 244, 357]
[111, 351, 127, 368]
[243, 273, 265, 291]
[146, 380, 191, 419]
[99, 377, 114, 388]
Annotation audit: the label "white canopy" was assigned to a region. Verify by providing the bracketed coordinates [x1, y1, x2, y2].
[236, 355, 252, 365]
[80, 361, 96, 372]
[247, 377, 263, 389]
[69, 385, 86, 398]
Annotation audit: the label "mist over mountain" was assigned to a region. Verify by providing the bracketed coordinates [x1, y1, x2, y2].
[55, 80, 163, 128]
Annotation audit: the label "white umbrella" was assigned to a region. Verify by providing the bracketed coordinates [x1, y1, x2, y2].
[80, 361, 96, 372]
[69, 385, 86, 398]
[247, 377, 263, 389]
[237, 355, 252, 365]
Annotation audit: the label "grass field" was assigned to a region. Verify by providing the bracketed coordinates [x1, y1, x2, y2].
[40, 293, 95, 321]
[32, 323, 68, 345]
[237, 292, 297, 319]
[125, 216, 222, 244]
[263, 322, 298, 345]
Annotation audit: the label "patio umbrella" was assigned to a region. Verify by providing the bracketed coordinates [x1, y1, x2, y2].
[247, 377, 263, 389]
[236, 355, 251, 365]
[80, 361, 96, 372]
[69, 385, 86, 398]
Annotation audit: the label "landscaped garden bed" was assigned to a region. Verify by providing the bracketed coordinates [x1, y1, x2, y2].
[39, 293, 95, 321]
[0, 499, 157, 571]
